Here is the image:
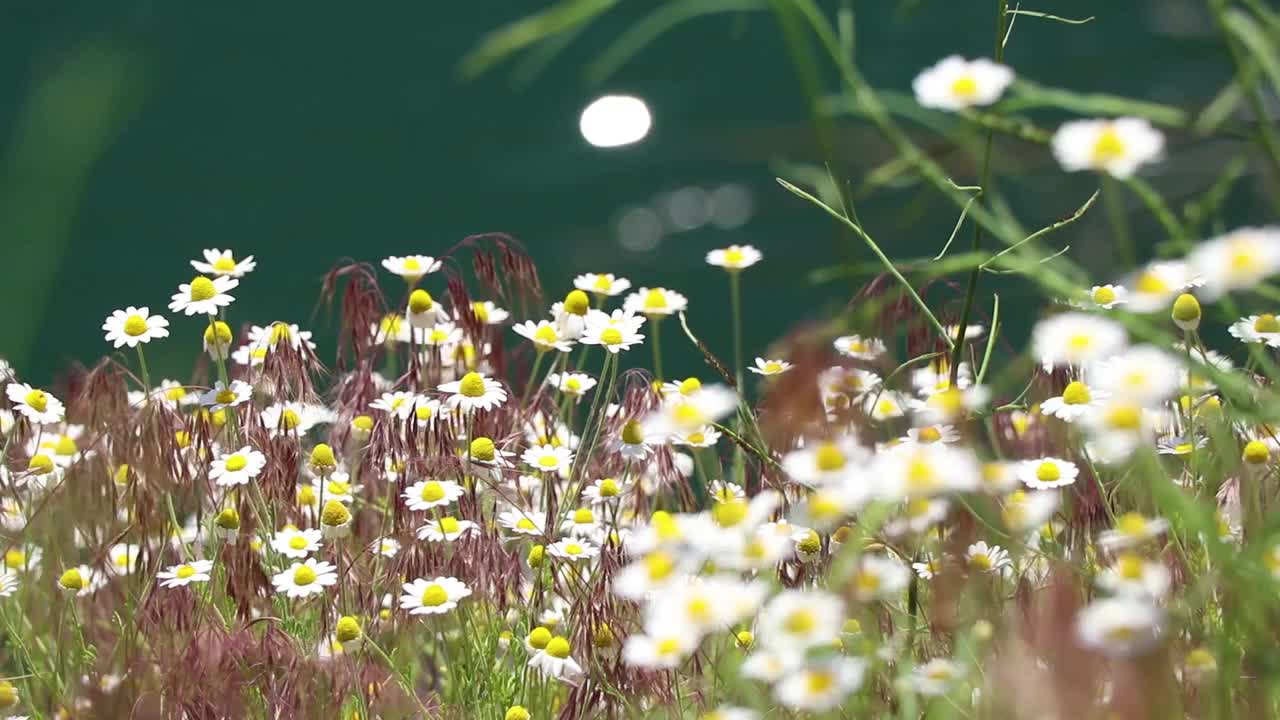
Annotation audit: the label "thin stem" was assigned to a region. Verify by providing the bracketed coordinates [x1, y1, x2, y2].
[729, 271, 743, 388]
[651, 317, 664, 382]
[134, 345, 152, 402]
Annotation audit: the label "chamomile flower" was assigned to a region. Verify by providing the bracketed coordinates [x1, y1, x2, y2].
[774, 658, 866, 711]
[58, 565, 105, 596]
[1096, 553, 1171, 599]
[168, 275, 238, 316]
[1124, 260, 1201, 313]
[913, 55, 1013, 110]
[439, 372, 507, 413]
[865, 390, 908, 421]
[757, 590, 843, 651]
[209, 446, 266, 487]
[271, 527, 322, 559]
[670, 424, 722, 448]
[498, 507, 547, 537]
[1229, 314, 1280, 345]
[706, 244, 762, 270]
[310, 471, 362, 504]
[0, 573, 16, 598]
[1001, 490, 1060, 533]
[199, 380, 253, 411]
[834, 334, 887, 360]
[1032, 313, 1127, 368]
[582, 477, 627, 505]
[644, 383, 738, 436]
[107, 543, 141, 576]
[750, 357, 793, 376]
[1087, 284, 1128, 309]
[381, 255, 442, 282]
[465, 300, 509, 326]
[1098, 512, 1168, 550]
[6, 384, 65, 425]
[513, 320, 575, 353]
[965, 541, 1010, 574]
[1051, 117, 1164, 179]
[560, 507, 601, 537]
[623, 630, 698, 669]
[272, 559, 338, 599]
[851, 554, 912, 602]
[403, 479, 464, 512]
[1187, 226, 1280, 300]
[1075, 597, 1164, 656]
[783, 436, 865, 488]
[903, 424, 960, 446]
[885, 497, 950, 536]
[1093, 345, 1183, 405]
[403, 289, 449, 329]
[245, 322, 315, 352]
[370, 391, 421, 420]
[580, 313, 646, 353]
[528, 636, 584, 684]
[909, 658, 964, 696]
[874, 443, 982, 499]
[1083, 398, 1153, 463]
[1156, 434, 1205, 456]
[102, 307, 169, 348]
[369, 537, 400, 558]
[575, 273, 631, 297]
[522, 444, 574, 475]
[1041, 381, 1107, 423]
[625, 287, 688, 316]
[417, 516, 478, 542]
[157, 559, 214, 589]
[546, 372, 595, 399]
[400, 576, 471, 615]
[1018, 457, 1079, 490]
[912, 557, 943, 580]
[191, 248, 255, 277]
[548, 538, 600, 561]
[3, 546, 41, 575]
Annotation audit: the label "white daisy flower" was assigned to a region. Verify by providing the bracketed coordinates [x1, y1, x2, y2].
[271, 527, 322, 559]
[191, 248, 256, 277]
[1187, 226, 1280, 300]
[5, 383, 65, 425]
[513, 320, 575, 353]
[885, 497, 950, 536]
[833, 334, 887, 360]
[416, 516, 478, 542]
[405, 289, 449, 329]
[1087, 284, 1128, 309]
[643, 383, 738, 436]
[463, 300, 509, 326]
[749, 357, 792, 376]
[1123, 260, 1201, 313]
[58, 565, 106, 597]
[560, 507, 601, 537]
[850, 554, 911, 602]
[1001, 490, 1060, 533]
[670, 424, 721, 448]
[1018, 457, 1079, 490]
[874, 443, 981, 499]
[581, 477, 628, 505]
[381, 255, 441, 282]
[1229, 314, 1280, 345]
[1041, 380, 1108, 423]
[912, 557, 943, 580]
[498, 507, 546, 537]
[782, 436, 866, 488]
[1075, 596, 1163, 656]
[903, 424, 960, 446]
[521, 444, 574, 474]
[1098, 512, 1168, 550]
[403, 479, 464, 512]
[1051, 117, 1164, 179]
[965, 541, 1010, 574]
[1083, 399, 1154, 464]
[3, 546, 41, 575]
[310, 471, 362, 504]
[157, 559, 214, 589]
[546, 372, 596, 398]
[705, 244, 763, 270]
[547, 538, 600, 561]
[369, 391, 421, 420]
[774, 658, 866, 711]
[107, 543, 141, 576]
[909, 658, 964, 696]
[400, 576, 471, 615]
[574, 272, 632, 297]
[622, 629, 698, 669]
[1032, 312, 1126, 368]
[199, 380, 253, 411]
[1096, 553, 1171, 599]
[438, 372, 507, 413]
[0, 572, 17, 598]
[245, 322, 316, 352]
[528, 635, 584, 684]
[210, 446, 266, 487]
[259, 402, 330, 436]
[579, 312, 646, 353]
[1093, 345, 1183, 405]
[757, 589, 843, 651]
[624, 287, 688, 316]
[272, 559, 338, 599]
[864, 390, 909, 421]
[913, 55, 1012, 110]
[168, 275, 238, 316]
[102, 307, 169, 348]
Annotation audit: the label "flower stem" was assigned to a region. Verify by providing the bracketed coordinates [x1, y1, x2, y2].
[134, 345, 152, 402]
[729, 270, 743, 388]
[650, 317, 664, 382]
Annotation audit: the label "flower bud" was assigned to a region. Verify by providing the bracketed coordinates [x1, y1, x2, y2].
[1171, 293, 1201, 331]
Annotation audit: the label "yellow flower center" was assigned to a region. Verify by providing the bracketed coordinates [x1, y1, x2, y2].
[600, 328, 623, 345]
[438, 517, 460, 534]
[293, 566, 317, 586]
[916, 426, 942, 444]
[563, 543, 583, 556]
[784, 609, 816, 635]
[534, 325, 559, 346]
[678, 377, 701, 395]
[797, 530, 821, 554]
[52, 436, 76, 456]
[712, 499, 748, 528]
[1135, 272, 1169, 294]
[420, 481, 446, 502]
[1091, 127, 1127, 163]
[1117, 553, 1144, 580]
[950, 75, 978, 97]
[969, 553, 992, 571]
[403, 257, 421, 272]
[1116, 512, 1148, 537]
[458, 372, 487, 398]
[1092, 286, 1116, 305]
[723, 247, 746, 265]
[537, 454, 560, 469]
[906, 457, 938, 491]
[123, 314, 149, 336]
[876, 399, 897, 416]
[215, 508, 240, 529]
[657, 637, 682, 656]
[1035, 462, 1061, 483]
[213, 255, 237, 272]
[469, 437, 496, 462]
[593, 275, 614, 292]
[1172, 293, 1201, 322]
[27, 454, 54, 475]
[763, 361, 783, 373]
[622, 420, 645, 445]
[516, 518, 536, 531]
[906, 497, 932, 518]
[297, 485, 316, 506]
[643, 289, 668, 311]
[176, 565, 196, 579]
[815, 442, 847, 471]
[545, 637, 571, 659]
[164, 386, 188, 402]
[288, 536, 309, 550]
[855, 570, 881, 594]
[24, 389, 48, 412]
[1105, 404, 1142, 430]
[645, 551, 674, 580]
[4, 550, 25, 569]
[528, 627, 552, 649]
[336, 616, 361, 642]
[564, 290, 590, 316]
[599, 478, 620, 497]
[1067, 333, 1093, 351]
[59, 568, 85, 590]
[189, 276, 217, 302]
[1061, 381, 1091, 405]
[573, 508, 594, 524]
[409, 289, 434, 314]
[1255, 314, 1280, 333]
[223, 453, 249, 472]
[421, 583, 448, 606]
[281, 409, 301, 430]
[1230, 242, 1260, 274]
[1244, 440, 1271, 464]
[205, 321, 232, 345]
[327, 480, 350, 495]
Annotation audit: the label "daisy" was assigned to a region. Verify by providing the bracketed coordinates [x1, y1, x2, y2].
[157, 559, 214, 589]
[885, 496, 950, 536]
[1156, 434, 1205, 456]
[625, 287, 687, 316]
[310, 470, 362, 504]
[548, 538, 600, 561]
[528, 635, 584, 684]
[465, 300, 509, 326]
[498, 507, 547, 537]
[614, 419, 654, 460]
[191, 248, 256, 277]
[405, 289, 449, 329]
[783, 436, 865, 488]
[1096, 553, 1171, 599]
[1088, 284, 1128, 309]
[102, 307, 169, 348]
[623, 630, 698, 669]
[833, 334, 887, 360]
[272, 559, 338, 599]
[245, 322, 316, 352]
[1075, 597, 1164, 656]
[107, 543, 141, 575]
[0, 572, 16, 598]
[4, 546, 41, 575]
[381, 255, 441, 282]
[6, 383, 65, 425]
[416, 516, 478, 542]
[1098, 512, 1168, 550]
[1032, 313, 1126, 368]
[1051, 117, 1164, 179]
[370, 391, 421, 420]
[582, 477, 627, 505]
[670, 424, 721, 448]
[1040, 380, 1107, 422]
[909, 658, 964, 696]
[774, 658, 866, 712]
[757, 589, 843, 651]
[643, 383, 738, 436]
[199, 380, 253, 411]
[513, 320, 574, 353]
[1083, 399, 1153, 463]
[911, 557, 943, 580]
[1001, 490, 1060, 533]
[903, 424, 960, 446]
[58, 565, 106, 597]
[965, 541, 1010, 574]
[1093, 345, 1182, 405]
[403, 479, 464, 512]
[546, 372, 596, 398]
[1229, 314, 1280, 345]
[168, 275, 238, 316]
[521, 444, 574, 474]
[438, 372, 507, 413]
[1018, 457, 1079, 490]
[913, 55, 1012, 110]
[400, 576, 471, 615]
[851, 554, 912, 602]
[260, 402, 329, 436]
[1187, 226, 1280, 300]
[705, 244, 763, 270]
[552, 291, 592, 340]
[865, 390, 909, 421]
[912, 359, 971, 396]
[874, 443, 981, 499]
[1124, 260, 1201, 313]
[271, 527, 322, 559]
[750, 357, 792, 376]
[575, 272, 632, 297]
[560, 507, 601, 537]
[579, 313, 645, 353]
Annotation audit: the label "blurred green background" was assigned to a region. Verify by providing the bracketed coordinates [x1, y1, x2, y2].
[3, 1, 1273, 385]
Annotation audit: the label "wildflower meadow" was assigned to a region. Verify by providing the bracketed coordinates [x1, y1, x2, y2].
[6, 2, 1280, 719]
